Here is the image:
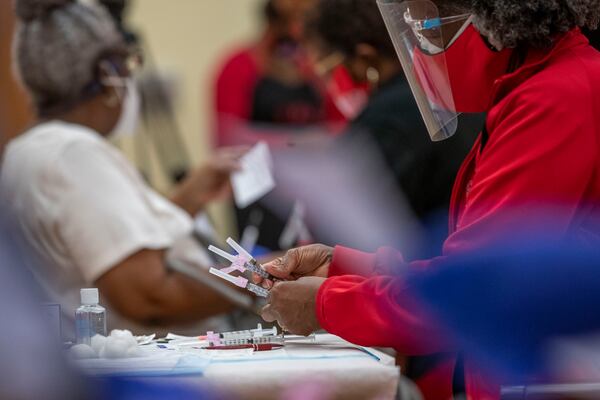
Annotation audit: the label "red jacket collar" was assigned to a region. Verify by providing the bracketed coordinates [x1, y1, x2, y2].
[491, 28, 590, 104]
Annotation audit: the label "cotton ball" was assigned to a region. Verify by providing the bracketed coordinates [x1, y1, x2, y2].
[110, 329, 137, 347]
[125, 345, 143, 358]
[110, 329, 132, 338]
[102, 337, 131, 359]
[90, 334, 107, 356]
[70, 344, 97, 359]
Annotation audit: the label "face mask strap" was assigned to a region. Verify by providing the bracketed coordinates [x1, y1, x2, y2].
[98, 60, 128, 103]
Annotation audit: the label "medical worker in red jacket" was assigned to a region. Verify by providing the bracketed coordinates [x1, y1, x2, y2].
[257, 0, 600, 398]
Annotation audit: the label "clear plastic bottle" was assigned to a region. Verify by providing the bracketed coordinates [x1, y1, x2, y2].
[75, 288, 106, 345]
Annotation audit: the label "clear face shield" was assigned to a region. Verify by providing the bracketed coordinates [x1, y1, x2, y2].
[377, 0, 471, 141]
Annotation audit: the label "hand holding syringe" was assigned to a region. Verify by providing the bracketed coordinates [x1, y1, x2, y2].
[253, 244, 334, 289]
[209, 241, 332, 337]
[208, 238, 279, 298]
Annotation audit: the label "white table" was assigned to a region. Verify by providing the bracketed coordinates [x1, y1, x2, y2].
[157, 334, 400, 400]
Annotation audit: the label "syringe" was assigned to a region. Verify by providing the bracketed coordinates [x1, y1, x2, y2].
[205, 324, 316, 348]
[208, 268, 270, 298]
[208, 238, 276, 297]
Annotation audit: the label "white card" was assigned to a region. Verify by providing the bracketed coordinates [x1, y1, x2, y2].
[231, 142, 276, 209]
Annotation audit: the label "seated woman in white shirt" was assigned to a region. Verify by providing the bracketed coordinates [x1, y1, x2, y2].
[2, 0, 246, 335]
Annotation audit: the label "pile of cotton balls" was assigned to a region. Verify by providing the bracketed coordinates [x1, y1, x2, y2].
[70, 330, 143, 359]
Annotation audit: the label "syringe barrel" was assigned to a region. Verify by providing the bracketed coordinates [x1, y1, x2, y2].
[245, 259, 271, 280]
[247, 283, 269, 298]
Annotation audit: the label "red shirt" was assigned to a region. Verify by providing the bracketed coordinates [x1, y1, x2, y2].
[315, 29, 600, 400]
[213, 48, 261, 147]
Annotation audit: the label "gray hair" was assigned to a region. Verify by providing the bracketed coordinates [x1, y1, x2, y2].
[468, 0, 600, 48]
[13, 0, 123, 114]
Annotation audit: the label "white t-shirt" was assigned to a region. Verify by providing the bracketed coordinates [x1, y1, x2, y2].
[0, 121, 196, 336]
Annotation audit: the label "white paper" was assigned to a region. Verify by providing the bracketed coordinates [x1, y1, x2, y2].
[231, 142, 275, 209]
[73, 350, 211, 377]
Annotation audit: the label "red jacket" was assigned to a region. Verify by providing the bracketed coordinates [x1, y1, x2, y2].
[315, 29, 600, 400]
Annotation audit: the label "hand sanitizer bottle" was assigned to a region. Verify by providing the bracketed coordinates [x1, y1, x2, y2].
[75, 288, 106, 345]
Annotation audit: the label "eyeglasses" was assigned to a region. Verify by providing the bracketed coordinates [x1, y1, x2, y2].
[404, 9, 471, 32]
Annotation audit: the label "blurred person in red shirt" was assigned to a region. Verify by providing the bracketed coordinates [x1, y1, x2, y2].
[213, 0, 335, 148]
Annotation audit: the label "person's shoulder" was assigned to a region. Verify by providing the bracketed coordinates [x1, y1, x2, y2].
[487, 42, 600, 152]
[353, 75, 424, 133]
[374, 75, 414, 106]
[521, 39, 600, 109]
[3, 122, 108, 183]
[1, 122, 101, 207]
[502, 51, 597, 123]
[563, 41, 600, 100]
[216, 46, 258, 77]
[224, 47, 256, 64]
[8, 121, 102, 152]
